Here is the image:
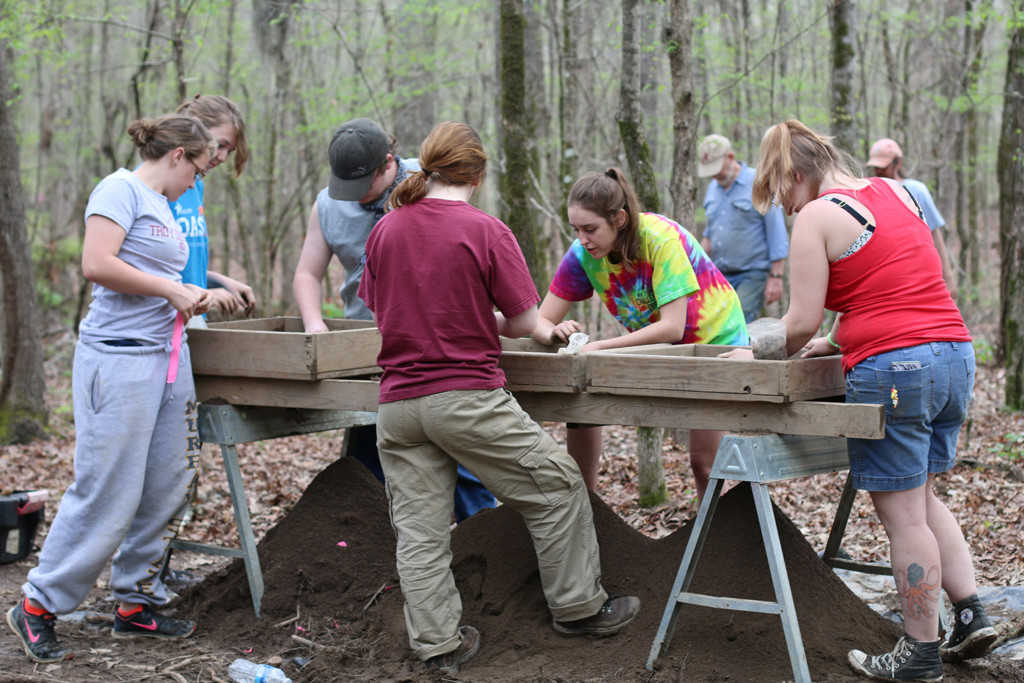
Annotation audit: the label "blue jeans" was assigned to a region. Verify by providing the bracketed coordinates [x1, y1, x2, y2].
[723, 270, 768, 323]
[348, 423, 496, 522]
[846, 341, 975, 492]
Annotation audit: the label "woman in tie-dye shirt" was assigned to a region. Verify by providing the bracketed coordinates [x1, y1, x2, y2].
[532, 168, 747, 498]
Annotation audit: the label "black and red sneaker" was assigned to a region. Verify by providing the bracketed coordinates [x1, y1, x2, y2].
[112, 605, 195, 639]
[6, 599, 74, 663]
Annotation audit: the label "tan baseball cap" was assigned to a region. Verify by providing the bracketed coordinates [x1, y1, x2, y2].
[697, 134, 732, 177]
[866, 138, 903, 168]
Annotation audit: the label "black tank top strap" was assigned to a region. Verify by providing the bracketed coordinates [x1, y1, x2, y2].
[901, 186, 927, 221]
[821, 194, 875, 233]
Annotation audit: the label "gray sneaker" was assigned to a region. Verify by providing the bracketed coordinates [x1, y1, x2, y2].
[940, 594, 997, 662]
[552, 594, 640, 637]
[425, 625, 481, 675]
[848, 635, 943, 682]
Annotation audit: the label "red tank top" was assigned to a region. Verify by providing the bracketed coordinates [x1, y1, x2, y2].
[823, 178, 969, 372]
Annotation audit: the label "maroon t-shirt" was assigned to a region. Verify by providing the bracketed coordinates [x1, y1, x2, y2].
[358, 198, 540, 402]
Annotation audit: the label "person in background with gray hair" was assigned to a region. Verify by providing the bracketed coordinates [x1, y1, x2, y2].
[698, 133, 789, 323]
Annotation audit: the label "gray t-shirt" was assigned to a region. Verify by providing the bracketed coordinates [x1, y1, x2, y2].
[316, 158, 420, 321]
[79, 169, 188, 345]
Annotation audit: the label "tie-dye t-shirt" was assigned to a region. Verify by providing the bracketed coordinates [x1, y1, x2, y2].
[549, 212, 748, 345]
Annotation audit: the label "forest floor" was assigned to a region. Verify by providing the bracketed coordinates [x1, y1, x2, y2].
[1, 329, 1023, 682]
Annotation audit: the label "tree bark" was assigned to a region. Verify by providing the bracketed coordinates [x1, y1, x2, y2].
[619, 0, 667, 508]
[997, 2, 1024, 409]
[618, 0, 659, 213]
[0, 41, 47, 444]
[666, 0, 697, 228]
[829, 0, 857, 150]
[499, 0, 543, 291]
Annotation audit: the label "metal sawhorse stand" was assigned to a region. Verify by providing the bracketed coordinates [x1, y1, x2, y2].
[646, 433, 889, 683]
[169, 404, 377, 616]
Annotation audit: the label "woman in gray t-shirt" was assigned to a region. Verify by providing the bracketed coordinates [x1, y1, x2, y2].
[8, 114, 215, 664]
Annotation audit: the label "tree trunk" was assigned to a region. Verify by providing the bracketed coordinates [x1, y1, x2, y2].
[998, 2, 1024, 409]
[664, 0, 697, 449]
[499, 0, 543, 292]
[558, 0, 582, 208]
[829, 0, 857, 150]
[619, 0, 667, 508]
[0, 41, 47, 444]
[666, 0, 697, 227]
[637, 423, 668, 508]
[618, 0, 659, 212]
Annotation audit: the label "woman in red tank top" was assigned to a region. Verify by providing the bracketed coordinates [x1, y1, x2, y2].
[738, 119, 995, 681]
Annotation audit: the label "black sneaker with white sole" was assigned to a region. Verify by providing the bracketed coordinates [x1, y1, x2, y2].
[940, 594, 998, 662]
[848, 635, 943, 682]
[6, 599, 74, 664]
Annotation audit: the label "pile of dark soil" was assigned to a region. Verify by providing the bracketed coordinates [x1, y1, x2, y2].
[182, 457, 907, 682]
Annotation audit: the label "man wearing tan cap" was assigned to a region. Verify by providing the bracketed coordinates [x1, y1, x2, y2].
[697, 134, 789, 323]
[866, 138, 957, 299]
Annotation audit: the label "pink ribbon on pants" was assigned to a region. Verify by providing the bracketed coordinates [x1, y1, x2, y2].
[167, 311, 184, 384]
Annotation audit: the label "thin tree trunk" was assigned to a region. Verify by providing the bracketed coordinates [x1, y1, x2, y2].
[500, 0, 543, 291]
[829, 0, 857, 150]
[619, 0, 666, 508]
[666, 0, 696, 229]
[997, 1, 1024, 409]
[0, 41, 47, 443]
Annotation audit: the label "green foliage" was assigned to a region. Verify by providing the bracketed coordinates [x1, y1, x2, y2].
[986, 431, 1024, 461]
[973, 337, 996, 364]
[321, 302, 346, 319]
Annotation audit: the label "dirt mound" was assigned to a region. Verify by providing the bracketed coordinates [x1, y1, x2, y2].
[179, 457, 905, 681]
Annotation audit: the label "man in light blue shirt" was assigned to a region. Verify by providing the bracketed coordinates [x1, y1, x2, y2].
[698, 134, 789, 323]
[867, 138, 957, 299]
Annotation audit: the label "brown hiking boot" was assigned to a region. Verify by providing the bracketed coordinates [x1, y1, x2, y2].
[552, 594, 640, 637]
[425, 625, 481, 675]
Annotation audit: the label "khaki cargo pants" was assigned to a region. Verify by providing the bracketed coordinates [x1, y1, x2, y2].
[377, 387, 608, 660]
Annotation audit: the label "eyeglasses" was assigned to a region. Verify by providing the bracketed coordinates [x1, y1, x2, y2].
[187, 157, 206, 180]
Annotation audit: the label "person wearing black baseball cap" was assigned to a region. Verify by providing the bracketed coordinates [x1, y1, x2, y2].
[293, 118, 496, 522]
[326, 118, 393, 202]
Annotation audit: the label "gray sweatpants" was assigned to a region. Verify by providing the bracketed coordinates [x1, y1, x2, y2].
[377, 388, 607, 661]
[24, 340, 199, 613]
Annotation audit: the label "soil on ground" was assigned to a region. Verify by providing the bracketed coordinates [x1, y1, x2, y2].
[4, 456, 1018, 682]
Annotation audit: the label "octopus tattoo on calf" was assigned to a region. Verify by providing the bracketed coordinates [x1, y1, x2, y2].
[896, 562, 941, 620]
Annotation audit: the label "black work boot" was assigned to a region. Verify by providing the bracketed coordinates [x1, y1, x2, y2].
[848, 635, 943, 682]
[940, 594, 998, 662]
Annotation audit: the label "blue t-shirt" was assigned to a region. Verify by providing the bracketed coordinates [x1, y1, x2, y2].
[702, 163, 789, 273]
[901, 177, 944, 232]
[170, 180, 208, 288]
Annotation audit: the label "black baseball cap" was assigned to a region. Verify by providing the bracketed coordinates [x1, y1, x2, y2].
[327, 118, 389, 201]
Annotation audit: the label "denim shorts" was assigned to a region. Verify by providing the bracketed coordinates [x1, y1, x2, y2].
[846, 341, 975, 492]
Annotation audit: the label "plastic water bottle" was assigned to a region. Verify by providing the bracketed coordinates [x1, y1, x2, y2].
[228, 658, 292, 683]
